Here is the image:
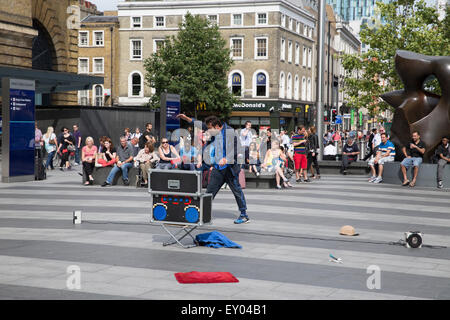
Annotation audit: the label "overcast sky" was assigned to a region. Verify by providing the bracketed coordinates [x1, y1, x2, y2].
[92, 0, 121, 11]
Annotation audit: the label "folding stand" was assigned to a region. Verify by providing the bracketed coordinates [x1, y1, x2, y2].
[161, 224, 199, 248]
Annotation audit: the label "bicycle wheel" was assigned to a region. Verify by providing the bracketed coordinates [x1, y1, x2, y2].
[53, 153, 61, 168]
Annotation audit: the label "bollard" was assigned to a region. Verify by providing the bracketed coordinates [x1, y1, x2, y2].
[73, 210, 82, 224]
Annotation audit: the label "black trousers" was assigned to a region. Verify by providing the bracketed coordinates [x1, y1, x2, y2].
[307, 153, 320, 175]
[83, 161, 95, 177]
[206, 165, 247, 216]
[341, 155, 357, 171]
[60, 149, 70, 167]
[362, 147, 373, 161]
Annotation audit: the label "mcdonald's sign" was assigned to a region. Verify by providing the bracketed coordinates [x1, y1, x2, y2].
[196, 102, 206, 111]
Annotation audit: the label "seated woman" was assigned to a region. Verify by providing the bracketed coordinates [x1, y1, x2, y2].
[261, 140, 293, 189]
[158, 138, 181, 169]
[179, 137, 202, 171]
[247, 142, 261, 176]
[82, 137, 98, 185]
[96, 138, 116, 167]
[134, 142, 158, 187]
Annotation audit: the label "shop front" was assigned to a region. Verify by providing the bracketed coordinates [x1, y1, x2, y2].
[229, 100, 313, 133]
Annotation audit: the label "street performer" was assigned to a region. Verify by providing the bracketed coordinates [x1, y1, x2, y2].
[177, 113, 249, 224]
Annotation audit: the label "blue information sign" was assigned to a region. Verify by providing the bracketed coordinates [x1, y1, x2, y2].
[9, 79, 35, 177]
[166, 99, 180, 130]
[335, 115, 342, 124]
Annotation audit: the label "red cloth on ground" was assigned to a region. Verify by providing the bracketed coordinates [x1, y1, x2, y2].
[174, 271, 239, 284]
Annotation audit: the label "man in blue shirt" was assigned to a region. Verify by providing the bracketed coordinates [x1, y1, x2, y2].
[368, 133, 395, 183]
[177, 114, 249, 224]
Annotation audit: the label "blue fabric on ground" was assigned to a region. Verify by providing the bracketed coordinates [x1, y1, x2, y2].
[195, 231, 242, 249]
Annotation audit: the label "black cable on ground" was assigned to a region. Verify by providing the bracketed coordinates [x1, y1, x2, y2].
[80, 220, 448, 249]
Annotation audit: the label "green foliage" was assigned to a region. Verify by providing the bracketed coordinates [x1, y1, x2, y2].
[144, 13, 238, 117]
[341, 0, 450, 114]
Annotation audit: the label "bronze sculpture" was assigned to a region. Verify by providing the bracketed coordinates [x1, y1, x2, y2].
[381, 50, 450, 161]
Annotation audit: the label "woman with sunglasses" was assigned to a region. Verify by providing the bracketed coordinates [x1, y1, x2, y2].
[56, 127, 76, 171]
[158, 139, 181, 169]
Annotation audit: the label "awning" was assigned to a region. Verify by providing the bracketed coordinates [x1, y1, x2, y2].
[0, 66, 103, 93]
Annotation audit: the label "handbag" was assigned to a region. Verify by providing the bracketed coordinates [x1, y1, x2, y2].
[67, 144, 76, 152]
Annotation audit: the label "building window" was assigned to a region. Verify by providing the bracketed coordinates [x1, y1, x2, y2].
[308, 48, 312, 68]
[295, 43, 300, 65]
[78, 58, 88, 74]
[289, 18, 293, 30]
[307, 77, 312, 101]
[131, 40, 142, 60]
[303, 25, 308, 37]
[288, 40, 292, 63]
[93, 58, 104, 73]
[279, 72, 285, 98]
[286, 73, 292, 99]
[294, 75, 299, 100]
[130, 72, 142, 97]
[132, 16, 142, 28]
[231, 72, 243, 96]
[301, 77, 306, 100]
[79, 90, 89, 105]
[255, 72, 267, 97]
[79, 31, 88, 47]
[302, 46, 307, 67]
[232, 14, 242, 26]
[256, 13, 267, 25]
[94, 85, 104, 106]
[281, 14, 285, 27]
[93, 31, 104, 46]
[296, 22, 300, 34]
[255, 37, 268, 59]
[207, 15, 218, 25]
[280, 38, 285, 61]
[309, 27, 313, 38]
[231, 38, 243, 59]
[153, 39, 165, 53]
[155, 16, 165, 27]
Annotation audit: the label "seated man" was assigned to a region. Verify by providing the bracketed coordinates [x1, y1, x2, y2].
[340, 136, 360, 175]
[323, 141, 337, 160]
[101, 136, 134, 186]
[436, 136, 450, 189]
[368, 133, 395, 183]
[400, 131, 426, 187]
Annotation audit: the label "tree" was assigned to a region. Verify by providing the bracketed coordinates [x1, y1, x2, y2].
[341, 0, 450, 114]
[144, 13, 238, 117]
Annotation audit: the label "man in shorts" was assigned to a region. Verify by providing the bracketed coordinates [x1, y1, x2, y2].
[368, 133, 396, 183]
[291, 126, 309, 182]
[400, 131, 426, 187]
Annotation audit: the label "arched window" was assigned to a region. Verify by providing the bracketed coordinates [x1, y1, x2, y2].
[231, 72, 242, 96]
[94, 85, 104, 106]
[294, 75, 299, 100]
[301, 77, 306, 101]
[286, 73, 292, 99]
[279, 72, 285, 98]
[254, 71, 268, 97]
[129, 71, 143, 97]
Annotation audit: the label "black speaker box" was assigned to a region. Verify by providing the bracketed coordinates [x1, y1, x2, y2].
[151, 193, 212, 226]
[149, 169, 202, 195]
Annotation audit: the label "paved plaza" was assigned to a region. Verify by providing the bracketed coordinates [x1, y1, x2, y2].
[0, 166, 449, 300]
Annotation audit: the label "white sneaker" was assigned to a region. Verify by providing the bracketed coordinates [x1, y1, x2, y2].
[95, 163, 102, 167]
[373, 177, 382, 183]
[368, 176, 377, 182]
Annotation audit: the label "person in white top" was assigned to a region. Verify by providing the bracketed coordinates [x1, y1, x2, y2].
[323, 141, 337, 160]
[43, 126, 58, 170]
[240, 121, 253, 147]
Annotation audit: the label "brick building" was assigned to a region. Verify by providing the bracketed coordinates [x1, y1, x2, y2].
[77, 11, 119, 106]
[117, 0, 318, 131]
